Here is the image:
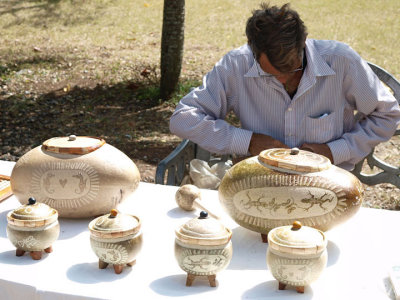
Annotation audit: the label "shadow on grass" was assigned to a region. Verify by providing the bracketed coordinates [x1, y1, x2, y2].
[0, 55, 62, 79]
[0, 0, 101, 28]
[0, 79, 180, 165]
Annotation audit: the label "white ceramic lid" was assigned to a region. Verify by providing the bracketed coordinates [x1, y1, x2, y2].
[89, 209, 141, 239]
[42, 135, 105, 155]
[175, 211, 232, 246]
[268, 221, 327, 256]
[259, 148, 331, 173]
[7, 197, 58, 227]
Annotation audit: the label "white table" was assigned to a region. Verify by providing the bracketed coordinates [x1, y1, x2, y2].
[0, 160, 399, 300]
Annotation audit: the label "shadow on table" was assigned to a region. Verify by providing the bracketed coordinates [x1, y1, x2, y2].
[167, 207, 198, 219]
[67, 262, 131, 283]
[228, 226, 268, 270]
[242, 280, 314, 299]
[0, 209, 11, 238]
[0, 249, 51, 265]
[326, 240, 340, 267]
[58, 218, 92, 240]
[150, 274, 216, 297]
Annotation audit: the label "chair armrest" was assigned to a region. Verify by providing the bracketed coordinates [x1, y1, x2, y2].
[155, 139, 195, 186]
[351, 62, 400, 188]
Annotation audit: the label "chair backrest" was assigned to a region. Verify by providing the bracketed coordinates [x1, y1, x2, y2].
[350, 62, 400, 188]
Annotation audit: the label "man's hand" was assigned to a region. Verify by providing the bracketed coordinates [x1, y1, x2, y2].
[248, 133, 289, 156]
[300, 143, 334, 163]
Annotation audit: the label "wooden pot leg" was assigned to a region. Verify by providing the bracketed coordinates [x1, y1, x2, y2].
[208, 275, 216, 287]
[186, 274, 196, 286]
[127, 260, 136, 267]
[16, 249, 25, 257]
[113, 264, 124, 274]
[278, 282, 287, 290]
[99, 260, 109, 269]
[30, 251, 42, 260]
[261, 233, 268, 243]
[296, 286, 305, 293]
[44, 246, 53, 253]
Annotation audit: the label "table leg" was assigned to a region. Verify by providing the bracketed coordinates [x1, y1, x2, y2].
[278, 282, 287, 290]
[296, 286, 305, 293]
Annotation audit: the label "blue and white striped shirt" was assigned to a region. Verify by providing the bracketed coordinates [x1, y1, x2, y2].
[170, 39, 400, 170]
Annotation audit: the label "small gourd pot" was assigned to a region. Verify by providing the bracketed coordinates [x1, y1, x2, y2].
[88, 209, 143, 274]
[219, 148, 363, 242]
[10, 135, 140, 218]
[267, 221, 328, 293]
[174, 211, 232, 287]
[6, 197, 60, 260]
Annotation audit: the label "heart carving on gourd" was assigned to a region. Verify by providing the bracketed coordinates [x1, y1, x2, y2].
[59, 179, 68, 187]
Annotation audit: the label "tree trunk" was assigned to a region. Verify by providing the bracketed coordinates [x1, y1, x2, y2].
[160, 0, 185, 101]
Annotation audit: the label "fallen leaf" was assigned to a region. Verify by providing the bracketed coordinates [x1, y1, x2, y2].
[63, 84, 71, 92]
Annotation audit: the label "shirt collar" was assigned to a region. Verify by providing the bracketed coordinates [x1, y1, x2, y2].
[244, 39, 336, 78]
[244, 56, 263, 78]
[304, 39, 336, 77]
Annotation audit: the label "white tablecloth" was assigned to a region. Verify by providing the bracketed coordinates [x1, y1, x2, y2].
[0, 160, 399, 300]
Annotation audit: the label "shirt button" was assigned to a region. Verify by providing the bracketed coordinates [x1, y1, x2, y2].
[287, 107, 293, 112]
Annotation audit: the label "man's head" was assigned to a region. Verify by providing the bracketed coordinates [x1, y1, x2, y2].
[246, 3, 307, 73]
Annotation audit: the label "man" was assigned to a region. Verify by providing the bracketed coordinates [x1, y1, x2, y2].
[169, 3, 400, 171]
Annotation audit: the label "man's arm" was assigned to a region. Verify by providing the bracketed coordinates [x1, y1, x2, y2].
[169, 54, 253, 155]
[325, 55, 400, 170]
[248, 133, 289, 156]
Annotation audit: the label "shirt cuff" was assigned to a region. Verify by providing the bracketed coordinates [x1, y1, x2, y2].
[327, 138, 351, 166]
[229, 127, 253, 155]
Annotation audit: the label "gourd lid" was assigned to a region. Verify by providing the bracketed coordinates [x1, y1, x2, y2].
[7, 197, 58, 227]
[268, 221, 327, 256]
[89, 209, 141, 239]
[175, 211, 232, 246]
[259, 148, 331, 173]
[42, 135, 106, 155]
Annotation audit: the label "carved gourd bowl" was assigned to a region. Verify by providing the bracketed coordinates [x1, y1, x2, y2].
[218, 148, 363, 240]
[89, 209, 143, 274]
[266, 221, 328, 293]
[7, 197, 60, 260]
[175, 211, 232, 287]
[10, 135, 140, 218]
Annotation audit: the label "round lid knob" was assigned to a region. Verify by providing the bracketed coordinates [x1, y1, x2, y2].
[175, 211, 232, 246]
[259, 148, 331, 174]
[8, 197, 58, 222]
[89, 210, 141, 239]
[268, 221, 327, 257]
[42, 136, 106, 155]
[199, 211, 208, 219]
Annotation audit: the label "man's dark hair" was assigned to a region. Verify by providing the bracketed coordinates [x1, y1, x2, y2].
[246, 3, 308, 72]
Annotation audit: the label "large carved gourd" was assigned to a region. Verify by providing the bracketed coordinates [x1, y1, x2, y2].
[218, 148, 363, 241]
[10, 135, 140, 218]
